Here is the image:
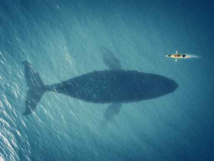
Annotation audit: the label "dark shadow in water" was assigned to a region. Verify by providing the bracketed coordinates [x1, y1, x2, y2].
[100, 47, 122, 70]
[23, 49, 178, 121]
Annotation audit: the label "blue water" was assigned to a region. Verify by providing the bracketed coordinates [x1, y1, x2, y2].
[0, 0, 214, 160]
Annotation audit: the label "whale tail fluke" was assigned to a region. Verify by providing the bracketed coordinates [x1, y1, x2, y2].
[23, 88, 45, 115]
[23, 61, 45, 115]
[23, 61, 44, 88]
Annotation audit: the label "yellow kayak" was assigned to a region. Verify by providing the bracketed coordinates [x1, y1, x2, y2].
[166, 51, 192, 62]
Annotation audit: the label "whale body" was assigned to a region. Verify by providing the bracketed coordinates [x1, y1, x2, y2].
[23, 61, 178, 118]
[46, 70, 178, 103]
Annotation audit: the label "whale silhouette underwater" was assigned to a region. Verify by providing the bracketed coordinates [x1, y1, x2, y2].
[23, 49, 178, 120]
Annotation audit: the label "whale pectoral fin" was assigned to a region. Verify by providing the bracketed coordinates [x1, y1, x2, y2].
[104, 103, 121, 120]
[100, 47, 122, 70]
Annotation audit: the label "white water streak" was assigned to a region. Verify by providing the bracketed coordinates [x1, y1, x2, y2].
[186, 54, 201, 59]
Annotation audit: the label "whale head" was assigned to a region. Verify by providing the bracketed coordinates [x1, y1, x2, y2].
[139, 74, 178, 99]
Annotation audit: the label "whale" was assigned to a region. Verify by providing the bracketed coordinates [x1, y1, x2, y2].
[23, 49, 178, 120]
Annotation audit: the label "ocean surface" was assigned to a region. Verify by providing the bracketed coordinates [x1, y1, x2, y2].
[0, 0, 214, 161]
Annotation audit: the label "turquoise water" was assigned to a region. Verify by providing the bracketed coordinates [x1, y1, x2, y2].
[0, 0, 213, 160]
